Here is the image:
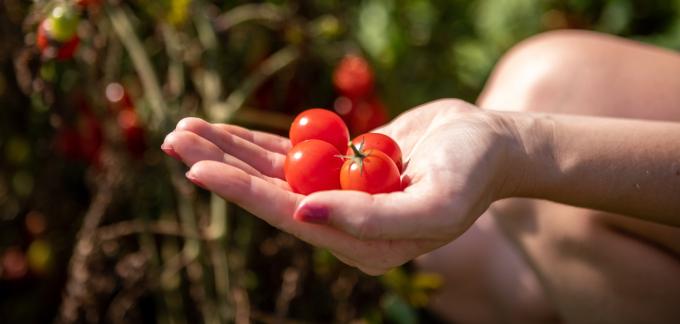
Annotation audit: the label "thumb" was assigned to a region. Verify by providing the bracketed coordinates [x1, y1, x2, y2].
[293, 189, 453, 240]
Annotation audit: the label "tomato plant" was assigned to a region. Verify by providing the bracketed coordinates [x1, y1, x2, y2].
[36, 4, 80, 60]
[340, 144, 401, 194]
[284, 139, 344, 195]
[289, 108, 349, 153]
[348, 132, 403, 172]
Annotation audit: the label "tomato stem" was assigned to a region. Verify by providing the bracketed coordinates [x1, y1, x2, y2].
[349, 141, 364, 157]
[348, 142, 367, 175]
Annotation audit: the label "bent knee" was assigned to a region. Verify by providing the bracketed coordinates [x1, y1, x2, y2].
[478, 30, 616, 112]
[478, 30, 680, 118]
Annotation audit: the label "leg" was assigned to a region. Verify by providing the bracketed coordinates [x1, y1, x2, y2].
[417, 214, 557, 323]
[479, 30, 680, 323]
[418, 30, 680, 324]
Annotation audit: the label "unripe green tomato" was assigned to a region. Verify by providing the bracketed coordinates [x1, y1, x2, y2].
[47, 4, 80, 42]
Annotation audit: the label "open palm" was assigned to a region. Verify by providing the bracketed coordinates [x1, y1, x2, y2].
[162, 99, 513, 274]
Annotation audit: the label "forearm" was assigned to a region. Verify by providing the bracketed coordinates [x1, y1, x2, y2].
[503, 112, 680, 226]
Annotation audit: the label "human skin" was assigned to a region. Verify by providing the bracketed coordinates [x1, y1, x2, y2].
[162, 30, 680, 322]
[421, 30, 680, 323]
[161, 98, 680, 262]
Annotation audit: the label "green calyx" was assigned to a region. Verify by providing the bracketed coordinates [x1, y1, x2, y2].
[338, 139, 368, 175]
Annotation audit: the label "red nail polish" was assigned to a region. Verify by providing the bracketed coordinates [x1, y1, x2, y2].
[295, 204, 329, 224]
[185, 171, 207, 189]
[161, 144, 181, 160]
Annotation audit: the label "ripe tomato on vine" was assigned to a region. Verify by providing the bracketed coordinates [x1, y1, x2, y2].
[333, 55, 375, 100]
[36, 4, 80, 60]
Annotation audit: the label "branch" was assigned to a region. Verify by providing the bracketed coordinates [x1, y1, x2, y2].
[95, 219, 209, 241]
[209, 45, 300, 123]
[107, 5, 167, 127]
[213, 3, 287, 32]
[57, 153, 122, 324]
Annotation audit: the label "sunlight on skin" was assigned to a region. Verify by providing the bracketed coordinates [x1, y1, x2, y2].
[162, 99, 516, 274]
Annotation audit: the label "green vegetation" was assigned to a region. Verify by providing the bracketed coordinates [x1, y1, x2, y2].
[0, 0, 678, 322]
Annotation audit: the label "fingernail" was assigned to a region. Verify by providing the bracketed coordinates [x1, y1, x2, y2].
[185, 171, 206, 189]
[294, 204, 329, 224]
[161, 144, 181, 160]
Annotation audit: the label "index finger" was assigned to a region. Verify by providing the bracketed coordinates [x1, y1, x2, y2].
[215, 124, 291, 154]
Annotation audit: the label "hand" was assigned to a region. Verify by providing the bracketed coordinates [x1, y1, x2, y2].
[161, 99, 521, 274]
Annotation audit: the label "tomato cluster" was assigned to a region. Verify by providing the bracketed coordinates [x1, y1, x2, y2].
[285, 109, 403, 195]
[332, 55, 389, 135]
[36, 4, 81, 61]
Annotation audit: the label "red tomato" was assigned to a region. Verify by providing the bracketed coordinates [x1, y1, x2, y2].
[348, 133, 403, 172]
[333, 55, 375, 100]
[333, 95, 389, 135]
[1, 247, 28, 280]
[289, 108, 349, 153]
[55, 35, 80, 60]
[349, 96, 388, 135]
[285, 140, 344, 195]
[340, 146, 401, 194]
[76, 0, 101, 8]
[36, 20, 80, 61]
[54, 100, 102, 166]
[117, 110, 147, 159]
[36, 21, 50, 52]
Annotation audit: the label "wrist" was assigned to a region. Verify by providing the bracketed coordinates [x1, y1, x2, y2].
[491, 110, 559, 200]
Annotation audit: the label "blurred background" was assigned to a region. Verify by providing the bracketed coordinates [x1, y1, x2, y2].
[1, 0, 678, 323]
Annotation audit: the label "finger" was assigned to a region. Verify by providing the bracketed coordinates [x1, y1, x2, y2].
[293, 186, 462, 241]
[163, 130, 227, 165]
[177, 118, 286, 179]
[187, 161, 354, 248]
[186, 161, 428, 265]
[214, 124, 291, 154]
[163, 131, 290, 189]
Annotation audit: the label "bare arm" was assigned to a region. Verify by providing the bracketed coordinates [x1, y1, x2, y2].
[504, 112, 680, 226]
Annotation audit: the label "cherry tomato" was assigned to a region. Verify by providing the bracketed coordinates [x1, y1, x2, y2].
[54, 99, 102, 165]
[333, 55, 375, 100]
[36, 21, 50, 51]
[334, 95, 389, 135]
[289, 108, 349, 153]
[37, 20, 80, 61]
[340, 145, 401, 194]
[348, 133, 403, 172]
[76, 0, 101, 9]
[118, 110, 147, 159]
[1, 247, 28, 280]
[285, 140, 344, 195]
[47, 4, 80, 42]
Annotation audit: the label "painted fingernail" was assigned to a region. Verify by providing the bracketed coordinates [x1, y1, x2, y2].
[294, 204, 329, 224]
[185, 171, 206, 189]
[161, 144, 181, 160]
